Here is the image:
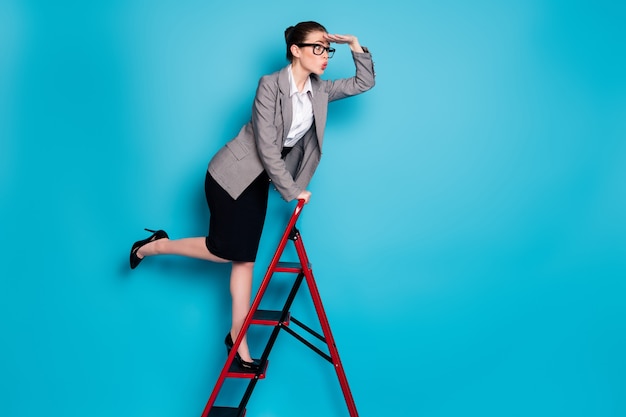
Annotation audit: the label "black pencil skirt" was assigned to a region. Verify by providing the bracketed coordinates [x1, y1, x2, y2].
[204, 171, 270, 262]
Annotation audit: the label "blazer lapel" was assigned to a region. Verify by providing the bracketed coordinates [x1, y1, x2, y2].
[277, 67, 293, 142]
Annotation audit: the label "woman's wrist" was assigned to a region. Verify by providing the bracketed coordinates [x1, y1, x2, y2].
[348, 37, 364, 53]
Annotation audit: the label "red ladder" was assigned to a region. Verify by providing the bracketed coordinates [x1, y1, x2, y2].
[201, 200, 359, 417]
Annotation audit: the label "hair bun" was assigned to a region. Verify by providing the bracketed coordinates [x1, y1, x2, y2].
[284, 26, 295, 42]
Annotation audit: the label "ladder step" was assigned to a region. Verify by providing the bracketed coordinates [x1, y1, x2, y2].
[251, 309, 290, 326]
[226, 360, 269, 379]
[208, 406, 245, 417]
[275, 261, 309, 273]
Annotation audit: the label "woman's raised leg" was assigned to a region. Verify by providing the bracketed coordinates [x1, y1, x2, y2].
[137, 237, 229, 263]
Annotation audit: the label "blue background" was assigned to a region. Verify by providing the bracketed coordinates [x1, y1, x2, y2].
[1, 1, 625, 416]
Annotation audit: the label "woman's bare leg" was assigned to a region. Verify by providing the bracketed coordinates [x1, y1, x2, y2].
[229, 261, 255, 362]
[137, 237, 229, 263]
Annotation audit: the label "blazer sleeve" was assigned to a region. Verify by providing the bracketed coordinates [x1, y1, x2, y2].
[251, 76, 303, 202]
[325, 50, 376, 102]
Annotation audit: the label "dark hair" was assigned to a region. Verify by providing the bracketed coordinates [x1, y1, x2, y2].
[284, 21, 328, 62]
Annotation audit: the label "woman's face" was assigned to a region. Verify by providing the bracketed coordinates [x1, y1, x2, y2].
[294, 30, 330, 75]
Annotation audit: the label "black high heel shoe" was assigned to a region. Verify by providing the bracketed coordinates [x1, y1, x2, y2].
[225, 332, 261, 371]
[129, 228, 169, 269]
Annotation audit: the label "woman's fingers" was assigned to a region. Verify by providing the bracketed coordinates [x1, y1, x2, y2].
[325, 33, 355, 44]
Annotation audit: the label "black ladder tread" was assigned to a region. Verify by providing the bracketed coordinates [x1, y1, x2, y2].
[275, 261, 311, 272]
[226, 359, 269, 379]
[208, 406, 245, 417]
[252, 309, 290, 326]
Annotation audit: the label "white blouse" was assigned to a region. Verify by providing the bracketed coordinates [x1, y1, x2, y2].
[284, 65, 314, 148]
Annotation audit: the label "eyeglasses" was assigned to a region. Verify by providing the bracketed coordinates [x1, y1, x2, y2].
[297, 43, 336, 58]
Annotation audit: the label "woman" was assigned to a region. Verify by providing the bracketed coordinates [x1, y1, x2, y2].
[129, 21, 375, 370]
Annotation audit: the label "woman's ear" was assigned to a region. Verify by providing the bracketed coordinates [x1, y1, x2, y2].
[290, 44, 300, 58]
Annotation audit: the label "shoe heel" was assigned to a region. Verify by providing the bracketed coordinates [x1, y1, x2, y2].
[129, 228, 169, 269]
[224, 332, 260, 370]
[225, 332, 234, 354]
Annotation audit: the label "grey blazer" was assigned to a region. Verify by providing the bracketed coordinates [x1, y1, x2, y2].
[208, 50, 375, 202]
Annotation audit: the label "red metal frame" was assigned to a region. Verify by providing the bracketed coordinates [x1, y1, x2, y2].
[201, 199, 358, 417]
